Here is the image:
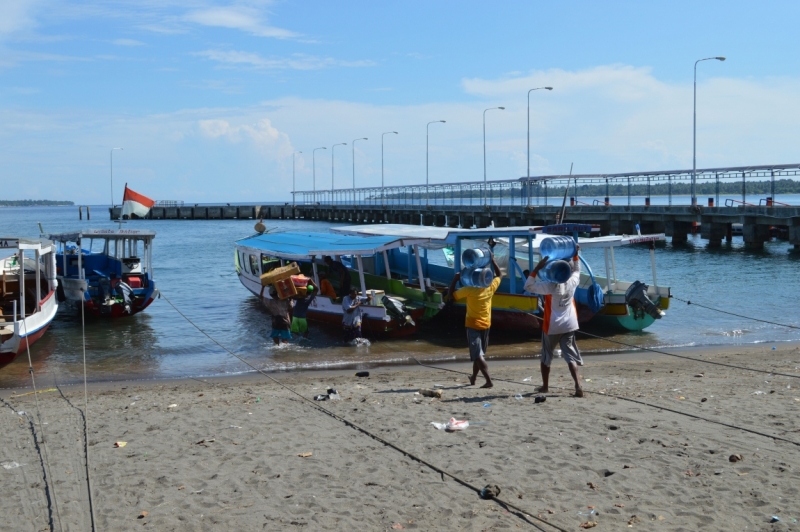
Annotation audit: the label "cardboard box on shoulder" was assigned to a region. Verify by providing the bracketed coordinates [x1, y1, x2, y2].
[274, 277, 297, 299]
[260, 262, 301, 286]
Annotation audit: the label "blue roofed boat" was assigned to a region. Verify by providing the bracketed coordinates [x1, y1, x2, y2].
[47, 229, 158, 318]
[234, 230, 444, 337]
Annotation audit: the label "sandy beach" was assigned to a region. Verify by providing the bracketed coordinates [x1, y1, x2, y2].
[2, 343, 800, 531]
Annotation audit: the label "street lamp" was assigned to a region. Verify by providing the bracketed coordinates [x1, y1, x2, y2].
[332, 142, 347, 205]
[382, 131, 398, 206]
[426, 120, 446, 207]
[352, 137, 368, 205]
[110, 147, 123, 207]
[292, 151, 302, 208]
[483, 107, 505, 206]
[313, 147, 326, 204]
[527, 87, 553, 207]
[692, 56, 725, 207]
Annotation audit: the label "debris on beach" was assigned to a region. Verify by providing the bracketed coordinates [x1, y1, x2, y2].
[419, 388, 442, 399]
[355, 371, 370, 377]
[587, 482, 599, 490]
[138, 511, 148, 519]
[431, 418, 469, 431]
[298, 452, 313, 458]
[1, 461, 24, 470]
[579, 522, 597, 529]
[114, 441, 127, 448]
[480, 484, 501, 499]
[729, 454, 744, 463]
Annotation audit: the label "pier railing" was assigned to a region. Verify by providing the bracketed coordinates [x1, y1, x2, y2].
[291, 163, 800, 208]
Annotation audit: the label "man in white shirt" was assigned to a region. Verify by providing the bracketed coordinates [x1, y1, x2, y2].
[523, 246, 584, 397]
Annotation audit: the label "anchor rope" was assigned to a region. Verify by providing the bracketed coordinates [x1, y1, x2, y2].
[20, 317, 64, 532]
[80, 293, 98, 531]
[671, 295, 800, 331]
[159, 292, 568, 532]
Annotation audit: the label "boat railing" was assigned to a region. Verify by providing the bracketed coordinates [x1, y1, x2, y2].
[758, 197, 792, 207]
[724, 198, 757, 207]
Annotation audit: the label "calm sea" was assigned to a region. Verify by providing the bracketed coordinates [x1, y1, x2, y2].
[1, 204, 798, 389]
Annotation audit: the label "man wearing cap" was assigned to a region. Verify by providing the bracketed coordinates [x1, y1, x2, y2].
[524, 245, 584, 397]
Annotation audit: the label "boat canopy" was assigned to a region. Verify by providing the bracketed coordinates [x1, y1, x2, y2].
[0, 237, 55, 253]
[331, 224, 543, 249]
[47, 228, 156, 242]
[235, 231, 428, 261]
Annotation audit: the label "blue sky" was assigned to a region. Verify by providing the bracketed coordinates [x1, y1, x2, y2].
[2, 1, 799, 204]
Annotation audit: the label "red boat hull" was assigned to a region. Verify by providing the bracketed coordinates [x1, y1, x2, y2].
[0, 323, 51, 366]
[80, 296, 155, 318]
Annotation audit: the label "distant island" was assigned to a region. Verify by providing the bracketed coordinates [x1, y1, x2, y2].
[0, 199, 75, 207]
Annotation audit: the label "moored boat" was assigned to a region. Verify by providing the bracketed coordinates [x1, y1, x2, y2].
[234, 231, 444, 337]
[332, 224, 670, 332]
[47, 229, 158, 318]
[0, 237, 59, 366]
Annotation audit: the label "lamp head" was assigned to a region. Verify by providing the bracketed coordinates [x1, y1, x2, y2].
[545, 87, 553, 90]
[498, 107, 505, 110]
[716, 56, 726, 61]
[440, 120, 446, 123]
[393, 131, 398, 134]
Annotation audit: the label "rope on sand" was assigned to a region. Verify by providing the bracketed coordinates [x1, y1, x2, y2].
[160, 292, 570, 532]
[20, 319, 64, 532]
[79, 296, 98, 531]
[410, 357, 800, 449]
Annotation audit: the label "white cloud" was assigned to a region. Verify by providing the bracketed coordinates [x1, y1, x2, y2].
[0, 0, 40, 39]
[198, 117, 293, 157]
[194, 49, 376, 70]
[183, 6, 298, 39]
[112, 38, 145, 46]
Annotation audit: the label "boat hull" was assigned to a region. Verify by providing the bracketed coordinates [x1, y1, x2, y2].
[0, 290, 58, 366]
[58, 276, 156, 318]
[237, 272, 421, 338]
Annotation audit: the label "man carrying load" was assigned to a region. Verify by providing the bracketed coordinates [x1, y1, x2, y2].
[524, 245, 584, 397]
[447, 253, 502, 389]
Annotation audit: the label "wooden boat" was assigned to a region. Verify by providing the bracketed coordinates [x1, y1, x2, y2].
[332, 224, 670, 332]
[234, 231, 443, 337]
[47, 229, 158, 318]
[0, 237, 59, 366]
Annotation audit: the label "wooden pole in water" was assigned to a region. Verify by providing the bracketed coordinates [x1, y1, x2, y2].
[79, 206, 82, 220]
[87, 206, 91, 220]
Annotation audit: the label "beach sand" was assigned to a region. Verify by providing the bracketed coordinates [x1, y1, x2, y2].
[2, 343, 800, 531]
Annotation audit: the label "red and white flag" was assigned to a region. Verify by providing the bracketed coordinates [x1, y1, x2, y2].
[121, 184, 155, 218]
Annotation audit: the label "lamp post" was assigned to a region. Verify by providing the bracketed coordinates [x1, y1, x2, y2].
[110, 147, 123, 207]
[527, 87, 552, 206]
[382, 131, 398, 206]
[692, 56, 725, 207]
[426, 120, 446, 207]
[352, 137, 367, 205]
[483, 107, 505, 206]
[292, 151, 302, 208]
[331, 142, 346, 205]
[313, 147, 326, 204]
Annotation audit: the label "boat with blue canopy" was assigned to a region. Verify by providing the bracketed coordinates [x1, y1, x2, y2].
[332, 224, 670, 332]
[47, 229, 158, 318]
[234, 230, 444, 337]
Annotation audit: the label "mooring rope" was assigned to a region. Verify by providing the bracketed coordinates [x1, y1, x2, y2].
[20, 318, 64, 532]
[159, 292, 568, 532]
[79, 296, 98, 531]
[671, 295, 800, 330]
[409, 357, 800, 449]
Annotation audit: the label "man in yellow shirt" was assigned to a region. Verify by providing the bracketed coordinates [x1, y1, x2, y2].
[448, 254, 502, 388]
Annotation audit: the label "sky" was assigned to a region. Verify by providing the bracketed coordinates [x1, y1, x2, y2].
[2, 0, 800, 204]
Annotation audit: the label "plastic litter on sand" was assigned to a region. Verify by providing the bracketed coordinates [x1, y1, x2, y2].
[1, 461, 24, 470]
[431, 418, 470, 431]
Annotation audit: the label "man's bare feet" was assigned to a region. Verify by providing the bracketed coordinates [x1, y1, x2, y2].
[574, 387, 584, 398]
[537, 386, 549, 393]
[469, 375, 477, 386]
[480, 382, 494, 389]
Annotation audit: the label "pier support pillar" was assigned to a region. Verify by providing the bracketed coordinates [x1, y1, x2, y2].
[463, 215, 475, 228]
[447, 215, 460, 228]
[435, 215, 446, 227]
[598, 221, 611, 236]
[665, 221, 691, 244]
[609, 219, 634, 235]
[743, 219, 770, 249]
[788, 220, 800, 248]
[496, 217, 510, 228]
[701, 218, 727, 247]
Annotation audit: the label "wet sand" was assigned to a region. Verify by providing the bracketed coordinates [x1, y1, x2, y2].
[2, 343, 800, 531]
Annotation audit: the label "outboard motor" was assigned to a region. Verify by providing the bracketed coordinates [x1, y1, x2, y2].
[625, 281, 664, 320]
[115, 280, 134, 314]
[381, 295, 415, 327]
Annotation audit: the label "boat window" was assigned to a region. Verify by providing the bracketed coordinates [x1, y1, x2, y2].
[241, 252, 250, 273]
[261, 254, 280, 274]
[249, 255, 259, 275]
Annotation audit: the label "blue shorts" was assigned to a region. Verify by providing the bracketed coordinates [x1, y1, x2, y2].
[270, 329, 292, 340]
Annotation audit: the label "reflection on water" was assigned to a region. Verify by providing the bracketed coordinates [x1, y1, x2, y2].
[1, 205, 799, 389]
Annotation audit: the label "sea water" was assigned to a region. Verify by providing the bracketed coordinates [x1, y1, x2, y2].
[1, 204, 799, 389]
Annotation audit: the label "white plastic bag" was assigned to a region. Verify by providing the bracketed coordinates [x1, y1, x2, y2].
[446, 418, 469, 431]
